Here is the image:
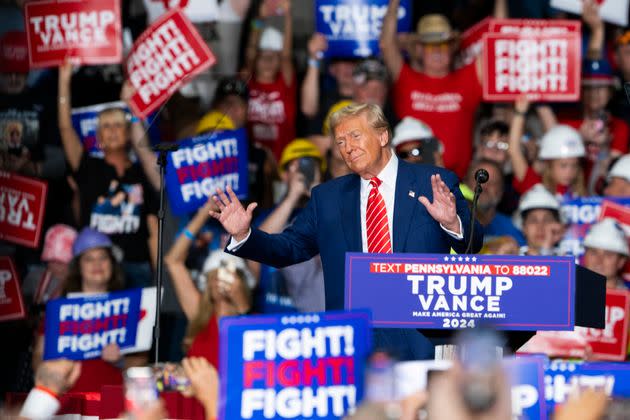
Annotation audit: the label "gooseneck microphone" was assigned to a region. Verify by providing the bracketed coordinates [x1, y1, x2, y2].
[465, 169, 489, 254]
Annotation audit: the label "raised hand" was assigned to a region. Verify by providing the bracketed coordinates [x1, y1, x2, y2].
[208, 185, 258, 241]
[35, 359, 82, 395]
[418, 174, 460, 234]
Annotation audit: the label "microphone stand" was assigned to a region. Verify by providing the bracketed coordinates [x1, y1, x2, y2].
[152, 143, 179, 364]
[464, 182, 483, 255]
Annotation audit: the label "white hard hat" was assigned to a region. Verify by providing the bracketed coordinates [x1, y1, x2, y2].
[538, 125, 585, 160]
[515, 184, 561, 228]
[608, 154, 630, 183]
[392, 117, 434, 148]
[584, 218, 629, 256]
[259, 27, 283, 51]
[197, 250, 256, 290]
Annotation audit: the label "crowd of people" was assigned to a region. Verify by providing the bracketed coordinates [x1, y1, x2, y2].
[2, 0, 630, 418]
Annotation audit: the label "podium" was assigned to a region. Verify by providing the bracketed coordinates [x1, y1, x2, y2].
[421, 265, 606, 351]
[344, 254, 607, 353]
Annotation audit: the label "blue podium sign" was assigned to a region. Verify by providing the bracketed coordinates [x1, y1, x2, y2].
[345, 253, 575, 331]
[218, 310, 371, 420]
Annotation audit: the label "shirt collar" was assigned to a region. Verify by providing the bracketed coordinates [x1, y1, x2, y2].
[360, 154, 398, 189]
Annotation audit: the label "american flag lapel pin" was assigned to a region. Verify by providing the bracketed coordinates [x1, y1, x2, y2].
[408, 190, 415, 198]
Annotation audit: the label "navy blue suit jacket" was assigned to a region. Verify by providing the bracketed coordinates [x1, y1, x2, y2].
[232, 160, 483, 309]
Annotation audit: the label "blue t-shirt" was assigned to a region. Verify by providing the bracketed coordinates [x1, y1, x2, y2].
[483, 212, 526, 246]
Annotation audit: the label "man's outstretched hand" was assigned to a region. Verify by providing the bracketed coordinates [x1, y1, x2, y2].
[418, 174, 460, 234]
[208, 185, 257, 242]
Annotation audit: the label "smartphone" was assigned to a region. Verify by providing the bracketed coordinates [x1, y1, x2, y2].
[364, 351, 396, 403]
[298, 157, 317, 189]
[125, 367, 158, 415]
[455, 328, 504, 414]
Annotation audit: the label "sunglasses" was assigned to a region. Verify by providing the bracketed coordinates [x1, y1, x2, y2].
[423, 42, 450, 52]
[397, 147, 423, 159]
[483, 140, 509, 151]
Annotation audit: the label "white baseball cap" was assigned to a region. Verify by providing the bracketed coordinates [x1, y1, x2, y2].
[584, 218, 629, 256]
[392, 117, 434, 148]
[259, 27, 283, 51]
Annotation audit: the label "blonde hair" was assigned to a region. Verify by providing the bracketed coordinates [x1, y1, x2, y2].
[328, 103, 392, 143]
[96, 107, 128, 130]
[542, 162, 586, 196]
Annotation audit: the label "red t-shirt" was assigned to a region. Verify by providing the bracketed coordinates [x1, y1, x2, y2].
[392, 62, 483, 178]
[69, 360, 124, 393]
[559, 115, 629, 155]
[186, 315, 219, 369]
[247, 74, 296, 161]
[512, 166, 570, 197]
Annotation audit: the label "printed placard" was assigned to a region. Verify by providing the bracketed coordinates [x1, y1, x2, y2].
[0, 171, 48, 248]
[24, 0, 122, 68]
[551, 0, 629, 27]
[504, 356, 547, 420]
[345, 253, 575, 331]
[559, 196, 630, 258]
[544, 360, 630, 415]
[44, 287, 156, 360]
[218, 310, 371, 420]
[142, 0, 219, 23]
[126, 9, 216, 119]
[489, 18, 581, 35]
[315, 0, 411, 58]
[482, 30, 581, 101]
[0, 257, 26, 322]
[575, 290, 629, 361]
[165, 128, 248, 215]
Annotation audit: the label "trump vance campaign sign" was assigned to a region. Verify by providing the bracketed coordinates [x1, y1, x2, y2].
[345, 253, 575, 331]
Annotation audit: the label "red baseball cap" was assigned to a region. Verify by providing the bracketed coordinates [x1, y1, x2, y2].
[0, 31, 29, 74]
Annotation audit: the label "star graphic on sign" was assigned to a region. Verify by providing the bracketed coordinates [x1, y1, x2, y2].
[444, 256, 450, 262]
[472, 256, 477, 262]
[458, 256, 463, 262]
[451, 256, 456, 261]
[465, 256, 470, 262]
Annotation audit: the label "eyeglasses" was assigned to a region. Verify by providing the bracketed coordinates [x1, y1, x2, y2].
[483, 140, 509, 151]
[397, 147, 422, 159]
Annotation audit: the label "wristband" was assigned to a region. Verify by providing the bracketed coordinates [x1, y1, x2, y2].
[20, 387, 61, 419]
[514, 109, 527, 116]
[130, 115, 140, 123]
[307, 58, 321, 69]
[183, 229, 195, 240]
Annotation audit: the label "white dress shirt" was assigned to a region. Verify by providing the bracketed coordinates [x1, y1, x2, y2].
[359, 155, 462, 252]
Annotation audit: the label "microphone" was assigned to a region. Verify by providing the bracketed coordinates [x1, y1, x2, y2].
[465, 168, 489, 254]
[474, 169, 489, 185]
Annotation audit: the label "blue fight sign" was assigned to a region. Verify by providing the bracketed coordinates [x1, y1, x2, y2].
[345, 253, 575, 331]
[504, 356, 547, 419]
[544, 359, 630, 416]
[44, 288, 142, 360]
[218, 310, 371, 420]
[315, 0, 411, 58]
[165, 128, 249, 215]
[559, 196, 630, 258]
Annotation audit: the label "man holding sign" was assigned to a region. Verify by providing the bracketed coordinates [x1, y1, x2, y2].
[211, 103, 483, 359]
[380, 0, 483, 178]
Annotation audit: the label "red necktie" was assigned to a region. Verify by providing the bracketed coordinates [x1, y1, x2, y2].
[366, 177, 392, 253]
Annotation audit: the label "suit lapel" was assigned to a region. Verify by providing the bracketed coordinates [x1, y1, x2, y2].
[339, 175, 362, 252]
[393, 161, 419, 252]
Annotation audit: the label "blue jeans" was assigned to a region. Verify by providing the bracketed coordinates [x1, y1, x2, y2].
[122, 261, 154, 289]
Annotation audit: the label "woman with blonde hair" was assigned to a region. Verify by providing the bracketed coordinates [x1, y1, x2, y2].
[165, 199, 254, 366]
